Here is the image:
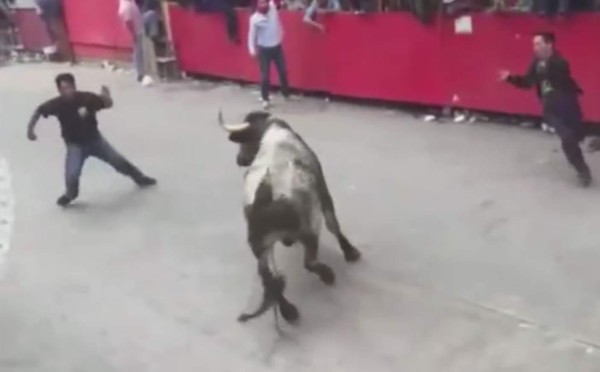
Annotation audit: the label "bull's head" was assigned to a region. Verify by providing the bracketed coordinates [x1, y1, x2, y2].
[219, 110, 273, 167]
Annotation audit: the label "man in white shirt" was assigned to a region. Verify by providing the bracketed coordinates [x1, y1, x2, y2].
[248, 0, 290, 109]
[118, 0, 157, 86]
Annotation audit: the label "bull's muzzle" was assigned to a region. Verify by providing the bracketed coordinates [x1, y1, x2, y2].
[218, 110, 250, 132]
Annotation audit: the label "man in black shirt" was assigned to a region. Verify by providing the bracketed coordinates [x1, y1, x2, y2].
[27, 73, 156, 207]
[501, 32, 591, 187]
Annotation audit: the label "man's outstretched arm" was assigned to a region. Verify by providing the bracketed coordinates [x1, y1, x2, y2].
[26, 108, 42, 141]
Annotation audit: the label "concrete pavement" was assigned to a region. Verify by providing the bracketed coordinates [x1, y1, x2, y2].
[1, 63, 600, 371]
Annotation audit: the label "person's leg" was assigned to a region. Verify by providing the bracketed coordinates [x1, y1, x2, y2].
[223, 4, 239, 43]
[272, 45, 290, 98]
[90, 137, 156, 186]
[141, 34, 158, 80]
[258, 47, 272, 103]
[142, 10, 159, 40]
[551, 117, 592, 186]
[132, 34, 145, 81]
[60, 143, 87, 206]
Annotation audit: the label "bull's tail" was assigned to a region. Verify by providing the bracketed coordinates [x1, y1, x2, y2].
[238, 250, 285, 323]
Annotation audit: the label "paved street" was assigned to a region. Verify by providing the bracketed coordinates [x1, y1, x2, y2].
[1, 63, 600, 371]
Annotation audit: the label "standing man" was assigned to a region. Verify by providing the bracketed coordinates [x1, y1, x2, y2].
[119, 0, 157, 86]
[500, 32, 591, 187]
[248, 0, 290, 109]
[27, 73, 157, 207]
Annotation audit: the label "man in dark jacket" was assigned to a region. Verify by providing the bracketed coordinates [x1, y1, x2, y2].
[501, 32, 591, 187]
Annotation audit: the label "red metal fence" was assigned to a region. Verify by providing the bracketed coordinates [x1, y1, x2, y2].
[60, 0, 600, 122]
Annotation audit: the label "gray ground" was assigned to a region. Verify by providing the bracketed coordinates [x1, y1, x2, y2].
[1, 63, 600, 372]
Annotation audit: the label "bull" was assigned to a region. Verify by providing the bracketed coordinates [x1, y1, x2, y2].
[219, 110, 362, 323]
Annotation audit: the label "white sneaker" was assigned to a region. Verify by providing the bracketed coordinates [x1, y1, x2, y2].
[262, 100, 271, 110]
[140, 75, 154, 87]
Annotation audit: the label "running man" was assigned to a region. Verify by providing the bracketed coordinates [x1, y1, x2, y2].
[501, 32, 591, 187]
[27, 73, 157, 207]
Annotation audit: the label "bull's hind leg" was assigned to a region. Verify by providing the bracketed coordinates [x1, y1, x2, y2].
[239, 242, 299, 323]
[302, 234, 336, 285]
[319, 184, 361, 262]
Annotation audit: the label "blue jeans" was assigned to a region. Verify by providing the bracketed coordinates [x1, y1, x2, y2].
[143, 10, 159, 39]
[132, 34, 144, 79]
[64, 137, 145, 198]
[258, 45, 290, 102]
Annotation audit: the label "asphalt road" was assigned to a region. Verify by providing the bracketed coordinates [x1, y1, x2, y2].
[1, 63, 600, 371]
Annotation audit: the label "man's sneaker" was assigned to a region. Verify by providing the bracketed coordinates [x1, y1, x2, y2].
[262, 100, 271, 110]
[56, 195, 74, 207]
[578, 171, 592, 188]
[136, 176, 157, 188]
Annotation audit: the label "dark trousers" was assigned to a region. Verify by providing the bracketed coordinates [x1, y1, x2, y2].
[64, 137, 145, 198]
[544, 97, 590, 176]
[258, 45, 289, 102]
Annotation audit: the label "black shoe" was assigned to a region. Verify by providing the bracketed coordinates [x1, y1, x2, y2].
[136, 176, 157, 188]
[578, 171, 592, 188]
[56, 195, 74, 207]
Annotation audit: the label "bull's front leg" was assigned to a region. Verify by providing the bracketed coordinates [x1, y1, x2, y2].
[301, 233, 336, 285]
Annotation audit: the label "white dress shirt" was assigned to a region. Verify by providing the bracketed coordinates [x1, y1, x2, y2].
[248, 1, 283, 56]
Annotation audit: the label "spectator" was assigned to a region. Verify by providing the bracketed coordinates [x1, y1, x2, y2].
[303, 0, 340, 31]
[118, 0, 157, 86]
[248, 0, 290, 109]
[284, 0, 307, 10]
[34, 0, 75, 64]
[348, 0, 376, 12]
[534, 0, 570, 15]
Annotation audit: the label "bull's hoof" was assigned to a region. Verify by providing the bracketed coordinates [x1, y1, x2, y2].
[343, 247, 362, 263]
[317, 265, 336, 286]
[340, 237, 362, 263]
[279, 300, 300, 323]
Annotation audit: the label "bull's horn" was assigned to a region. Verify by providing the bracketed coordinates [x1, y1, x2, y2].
[218, 109, 250, 132]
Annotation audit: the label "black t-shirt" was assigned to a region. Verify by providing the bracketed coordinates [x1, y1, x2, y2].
[37, 92, 108, 144]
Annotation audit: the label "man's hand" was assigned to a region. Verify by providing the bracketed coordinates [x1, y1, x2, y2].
[27, 130, 37, 141]
[499, 70, 510, 82]
[100, 84, 113, 108]
[249, 49, 257, 58]
[316, 23, 326, 32]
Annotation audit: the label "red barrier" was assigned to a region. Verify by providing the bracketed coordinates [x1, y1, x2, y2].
[13, 9, 52, 51]
[168, 7, 600, 122]
[62, 0, 132, 61]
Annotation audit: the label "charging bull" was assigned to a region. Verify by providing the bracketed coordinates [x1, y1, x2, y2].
[219, 110, 361, 323]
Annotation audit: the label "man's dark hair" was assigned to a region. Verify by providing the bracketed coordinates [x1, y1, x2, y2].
[534, 32, 556, 45]
[55, 73, 76, 88]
